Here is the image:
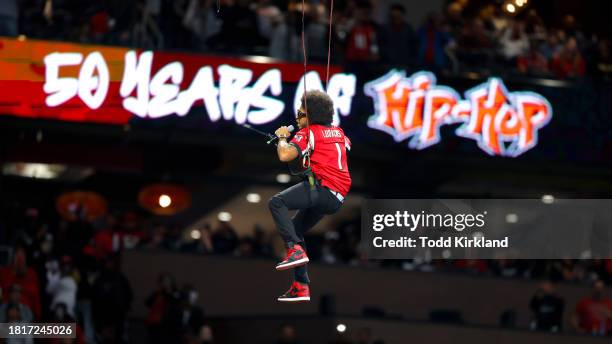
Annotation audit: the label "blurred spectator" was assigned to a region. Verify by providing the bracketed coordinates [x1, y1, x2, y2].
[487, 5, 509, 38]
[0, 285, 34, 323]
[572, 280, 612, 335]
[304, 3, 328, 63]
[146, 0, 162, 22]
[524, 9, 546, 41]
[551, 37, 586, 79]
[379, 3, 415, 66]
[0, 0, 18, 36]
[458, 18, 493, 51]
[26, 223, 55, 313]
[320, 231, 339, 264]
[0, 246, 41, 319]
[182, 0, 220, 51]
[162, 0, 217, 50]
[4, 304, 34, 344]
[540, 31, 562, 60]
[589, 39, 612, 78]
[499, 20, 529, 64]
[356, 326, 372, 344]
[444, 2, 464, 38]
[561, 14, 586, 50]
[416, 13, 451, 71]
[106, 0, 139, 46]
[133, 0, 164, 49]
[211, 221, 239, 254]
[145, 223, 168, 250]
[198, 324, 214, 344]
[517, 41, 549, 76]
[74, 256, 96, 344]
[345, 1, 379, 63]
[41, 0, 78, 39]
[548, 259, 586, 283]
[252, 224, 273, 258]
[199, 225, 214, 253]
[146, 272, 180, 344]
[55, 216, 94, 261]
[277, 323, 301, 344]
[164, 225, 184, 251]
[529, 281, 564, 332]
[235, 237, 254, 257]
[46, 255, 78, 318]
[456, 18, 493, 69]
[49, 302, 86, 344]
[183, 224, 215, 253]
[91, 255, 133, 343]
[256, 0, 281, 41]
[586, 259, 612, 285]
[267, 6, 294, 60]
[332, 1, 356, 53]
[207, 0, 262, 54]
[88, 5, 111, 44]
[165, 284, 205, 340]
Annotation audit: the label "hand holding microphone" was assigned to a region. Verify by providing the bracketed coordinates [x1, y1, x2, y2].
[269, 125, 294, 144]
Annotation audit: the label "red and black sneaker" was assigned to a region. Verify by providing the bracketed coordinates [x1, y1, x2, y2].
[275, 244, 309, 271]
[277, 281, 310, 302]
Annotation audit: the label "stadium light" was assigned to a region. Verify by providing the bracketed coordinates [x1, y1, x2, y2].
[505, 213, 519, 223]
[246, 193, 261, 203]
[218, 211, 232, 222]
[276, 173, 291, 183]
[336, 324, 347, 333]
[158, 194, 172, 208]
[541, 195, 555, 204]
[190, 229, 201, 240]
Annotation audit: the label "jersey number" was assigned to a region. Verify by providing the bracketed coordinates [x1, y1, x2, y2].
[334, 143, 344, 170]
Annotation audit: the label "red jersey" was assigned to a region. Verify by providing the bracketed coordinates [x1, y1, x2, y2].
[290, 124, 352, 196]
[575, 297, 612, 333]
[346, 24, 378, 61]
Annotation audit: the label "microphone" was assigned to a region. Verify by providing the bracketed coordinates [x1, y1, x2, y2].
[267, 125, 295, 145]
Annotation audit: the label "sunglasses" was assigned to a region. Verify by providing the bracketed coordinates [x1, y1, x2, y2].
[296, 109, 307, 119]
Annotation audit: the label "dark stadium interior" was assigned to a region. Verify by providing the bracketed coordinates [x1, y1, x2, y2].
[1, 0, 612, 343]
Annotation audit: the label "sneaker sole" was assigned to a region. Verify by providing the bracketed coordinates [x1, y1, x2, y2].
[275, 257, 309, 271]
[277, 296, 311, 302]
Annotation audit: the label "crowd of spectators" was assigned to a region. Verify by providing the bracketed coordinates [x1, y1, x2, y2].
[0, 204, 222, 343]
[0, 208, 136, 343]
[0, 0, 610, 80]
[144, 273, 211, 344]
[529, 279, 612, 336]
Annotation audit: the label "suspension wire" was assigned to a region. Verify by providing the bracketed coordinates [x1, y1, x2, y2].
[325, 0, 334, 88]
[301, 0, 311, 168]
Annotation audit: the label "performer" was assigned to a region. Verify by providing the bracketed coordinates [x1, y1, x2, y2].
[269, 90, 352, 302]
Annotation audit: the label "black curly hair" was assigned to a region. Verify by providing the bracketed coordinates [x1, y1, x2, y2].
[301, 90, 334, 126]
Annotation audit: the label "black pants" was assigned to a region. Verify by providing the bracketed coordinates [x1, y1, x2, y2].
[268, 180, 343, 284]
